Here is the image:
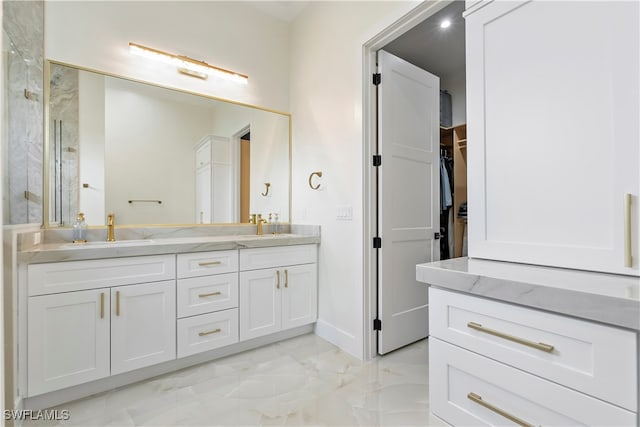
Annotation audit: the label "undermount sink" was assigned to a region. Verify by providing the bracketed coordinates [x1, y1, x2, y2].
[63, 239, 154, 248]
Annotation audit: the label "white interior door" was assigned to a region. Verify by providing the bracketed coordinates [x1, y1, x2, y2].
[377, 50, 440, 355]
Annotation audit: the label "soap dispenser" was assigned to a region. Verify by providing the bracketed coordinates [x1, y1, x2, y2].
[73, 213, 88, 243]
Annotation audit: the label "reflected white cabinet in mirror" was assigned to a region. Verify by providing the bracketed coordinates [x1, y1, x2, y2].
[46, 61, 291, 227]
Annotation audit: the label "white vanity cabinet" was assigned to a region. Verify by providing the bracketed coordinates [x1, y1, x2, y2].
[239, 245, 317, 341]
[465, 0, 639, 276]
[176, 250, 239, 358]
[429, 288, 638, 426]
[26, 255, 176, 396]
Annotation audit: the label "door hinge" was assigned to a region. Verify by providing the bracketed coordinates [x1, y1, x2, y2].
[373, 237, 382, 249]
[373, 318, 382, 331]
[434, 232, 441, 240]
[373, 73, 381, 86]
[373, 154, 382, 167]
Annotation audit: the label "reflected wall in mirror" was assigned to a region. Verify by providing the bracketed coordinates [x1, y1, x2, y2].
[47, 62, 290, 227]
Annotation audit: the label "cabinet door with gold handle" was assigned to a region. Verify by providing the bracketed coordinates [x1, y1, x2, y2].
[111, 280, 176, 376]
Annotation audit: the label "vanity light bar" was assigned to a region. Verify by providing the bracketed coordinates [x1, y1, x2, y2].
[128, 42, 248, 84]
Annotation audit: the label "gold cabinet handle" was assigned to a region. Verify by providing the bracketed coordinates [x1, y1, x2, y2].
[284, 269, 288, 288]
[198, 291, 222, 298]
[116, 291, 121, 316]
[276, 270, 280, 289]
[199, 261, 222, 267]
[467, 393, 533, 427]
[198, 328, 221, 336]
[625, 193, 633, 268]
[100, 292, 105, 319]
[467, 322, 554, 353]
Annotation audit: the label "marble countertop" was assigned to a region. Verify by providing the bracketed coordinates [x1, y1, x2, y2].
[417, 257, 640, 331]
[19, 225, 320, 264]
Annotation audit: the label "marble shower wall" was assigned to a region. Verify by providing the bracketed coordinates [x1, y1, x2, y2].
[49, 64, 79, 226]
[3, 0, 44, 225]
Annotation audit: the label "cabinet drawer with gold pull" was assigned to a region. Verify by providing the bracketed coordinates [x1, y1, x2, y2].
[177, 250, 238, 278]
[429, 338, 636, 426]
[429, 288, 637, 411]
[177, 309, 239, 358]
[177, 273, 238, 318]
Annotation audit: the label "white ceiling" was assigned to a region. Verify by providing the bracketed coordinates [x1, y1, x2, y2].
[382, 1, 465, 79]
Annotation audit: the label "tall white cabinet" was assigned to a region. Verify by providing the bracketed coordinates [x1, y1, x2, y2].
[466, 0, 639, 276]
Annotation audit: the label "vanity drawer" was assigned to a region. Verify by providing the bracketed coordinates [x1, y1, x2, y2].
[177, 250, 238, 278]
[177, 309, 239, 358]
[28, 255, 176, 296]
[430, 338, 636, 427]
[429, 288, 638, 411]
[239, 244, 317, 271]
[177, 273, 238, 318]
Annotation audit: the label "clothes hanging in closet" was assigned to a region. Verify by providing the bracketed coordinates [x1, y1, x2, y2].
[440, 157, 453, 213]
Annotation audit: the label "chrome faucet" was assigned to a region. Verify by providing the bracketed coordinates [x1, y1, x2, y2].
[106, 213, 116, 242]
[256, 214, 267, 235]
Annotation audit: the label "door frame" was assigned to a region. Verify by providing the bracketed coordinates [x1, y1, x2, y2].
[362, 0, 451, 360]
[231, 124, 250, 223]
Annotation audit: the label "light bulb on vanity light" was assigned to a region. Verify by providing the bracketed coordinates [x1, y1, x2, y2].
[128, 42, 248, 84]
[440, 19, 451, 29]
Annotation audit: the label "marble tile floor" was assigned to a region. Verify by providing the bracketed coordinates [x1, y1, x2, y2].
[23, 334, 448, 427]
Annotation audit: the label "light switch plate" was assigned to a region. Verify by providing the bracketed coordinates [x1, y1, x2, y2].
[336, 205, 353, 221]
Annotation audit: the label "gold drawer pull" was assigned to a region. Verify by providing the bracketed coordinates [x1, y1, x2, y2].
[468, 393, 533, 427]
[284, 269, 288, 288]
[467, 322, 554, 353]
[198, 291, 222, 298]
[198, 261, 222, 267]
[198, 328, 221, 336]
[276, 270, 280, 289]
[116, 291, 121, 316]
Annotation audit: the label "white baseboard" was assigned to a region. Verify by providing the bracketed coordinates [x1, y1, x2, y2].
[314, 319, 362, 359]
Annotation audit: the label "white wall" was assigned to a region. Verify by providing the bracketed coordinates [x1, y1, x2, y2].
[290, 1, 420, 358]
[45, 1, 290, 112]
[104, 77, 213, 225]
[209, 104, 290, 222]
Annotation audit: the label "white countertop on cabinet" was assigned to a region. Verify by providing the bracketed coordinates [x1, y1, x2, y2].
[18, 225, 320, 264]
[417, 257, 639, 331]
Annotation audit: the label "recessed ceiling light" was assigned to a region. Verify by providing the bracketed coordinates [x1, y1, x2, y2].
[440, 19, 451, 29]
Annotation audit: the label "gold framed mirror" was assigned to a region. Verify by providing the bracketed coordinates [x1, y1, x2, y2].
[44, 60, 291, 227]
